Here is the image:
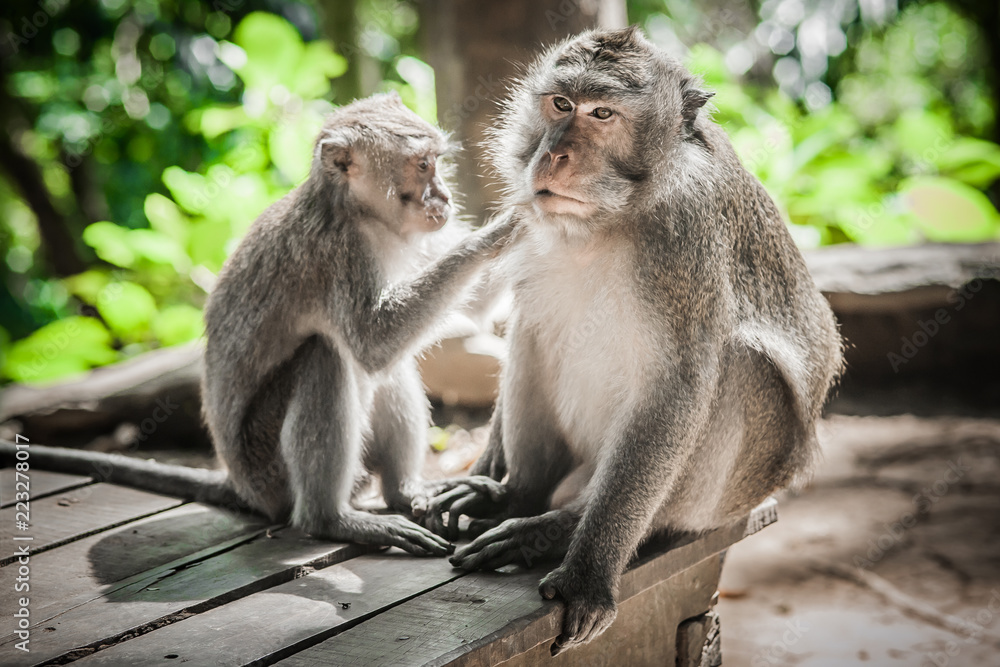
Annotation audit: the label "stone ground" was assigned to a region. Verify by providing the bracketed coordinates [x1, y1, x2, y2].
[718, 415, 1000, 667]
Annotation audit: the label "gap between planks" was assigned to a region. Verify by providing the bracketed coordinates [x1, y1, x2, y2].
[0, 468, 94, 509]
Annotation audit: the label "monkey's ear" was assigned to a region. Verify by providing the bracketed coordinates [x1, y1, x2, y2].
[319, 136, 352, 175]
[681, 88, 714, 129]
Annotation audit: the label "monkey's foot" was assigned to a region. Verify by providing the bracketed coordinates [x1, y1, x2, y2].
[449, 511, 574, 570]
[413, 477, 508, 541]
[538, 566, 618, 655]
[328, 512, 455, 557]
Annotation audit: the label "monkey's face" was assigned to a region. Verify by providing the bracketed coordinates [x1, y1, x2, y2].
[490, 27, 714, 229]
[528, 93, 636, 221]
[344, 147, 453, 237]
[395, 152, 453, 235]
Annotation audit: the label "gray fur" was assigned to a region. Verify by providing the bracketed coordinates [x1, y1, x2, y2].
[428, 27, 843, 651]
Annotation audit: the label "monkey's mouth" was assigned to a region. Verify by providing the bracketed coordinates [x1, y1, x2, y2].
[535, 188, 583, 202]
[424, 202, 451, 229]
[534, 189, 593, 216]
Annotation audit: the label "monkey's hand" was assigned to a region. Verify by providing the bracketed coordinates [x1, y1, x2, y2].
[469, 209, 524, 258]
[449, 511, 575, 571]
[413, 476, 507, 541]
[539, 565, 618, 655]
[331, 511, 455, 557]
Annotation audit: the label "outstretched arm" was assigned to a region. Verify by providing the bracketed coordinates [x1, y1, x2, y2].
[344, 210, 520, 373]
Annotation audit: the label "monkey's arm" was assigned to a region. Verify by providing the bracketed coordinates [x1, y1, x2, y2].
[344, 212, 519, 373]
[538, 363, 717, 654]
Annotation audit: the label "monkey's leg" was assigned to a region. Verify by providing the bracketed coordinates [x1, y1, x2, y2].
[367, 359, 438, 513]
[282, 338, 452, 556]
[496, 327, 573, 518]
[415, 395, 508, 539]
[424, 329, 572, 539]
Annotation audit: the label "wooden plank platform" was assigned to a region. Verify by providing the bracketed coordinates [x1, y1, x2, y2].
[1, 469, 92, 508]
[0, 476, 776, 666]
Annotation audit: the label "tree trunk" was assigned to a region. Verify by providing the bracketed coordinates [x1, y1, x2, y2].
[418, 0, 627, 224]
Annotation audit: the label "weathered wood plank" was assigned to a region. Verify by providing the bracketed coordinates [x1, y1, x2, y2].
[279, 503, 776, 666]
[72, 551, 468, 666]
[498, 556, 721, 667]
[0, 528, 368, 666]
[0, 504, 271, 623]
[0, 468, 92, 508]
[0, 483, 183, 565]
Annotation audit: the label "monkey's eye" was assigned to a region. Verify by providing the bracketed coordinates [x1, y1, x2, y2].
[416, 158, 430, 172]
[552, 96, 573, 113]
[592, 107, 613, 120]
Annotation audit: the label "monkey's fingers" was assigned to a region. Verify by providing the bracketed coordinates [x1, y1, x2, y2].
[539, 568, 618, 655]
[420, 484, 475, 539]
[375, 515, 454, 557]
[449, 538, 521, 571]
[549, 601, 618, 655]
[467, 518, 502, 538]
[389, 525, 454, 557]
[447, 492, 502, 538]
[454, 476, 508, 503]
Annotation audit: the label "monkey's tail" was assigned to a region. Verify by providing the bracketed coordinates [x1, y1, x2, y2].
[0, 440, 250, 512]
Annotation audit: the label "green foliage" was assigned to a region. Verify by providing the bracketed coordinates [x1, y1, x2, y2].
[1, 4, 441, 384]
[684, 4, 1000, 249]
[0, 0, 997, 385]
[3, 316, 117, 383]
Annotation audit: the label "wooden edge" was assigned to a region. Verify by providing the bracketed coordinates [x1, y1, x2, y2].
[0, 468, 94, 508]
[744, 496, 779, 538]
[443, 499, 780, 664]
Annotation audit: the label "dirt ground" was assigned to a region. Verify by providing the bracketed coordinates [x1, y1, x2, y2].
[718, 415, 1000, 667]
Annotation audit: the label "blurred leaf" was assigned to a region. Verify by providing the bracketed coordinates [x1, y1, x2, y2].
[162, 166, 211, 215]
[63, 270, 112, 303]
[889, 109, 954, 159]
[83, 221, 135, 268]
[144, 193, 190, 244]
[933, 138, 1000, 188]
[231, 12, 304, 92]
[269, 120, 319, 184]
[289, 42, 348, 98]
[190, 105, 251, 139]
[686, 44, 728, 85]
[900, 177, 1000, 242]
[187, 219, 232, 270]
[97, 281, 157, 339]
[838, 209, 921, 246]
[395, 56, 436, 123]
[3, 317, 116, 384]
[152, 304, 204, 346]
[127, 229, 190, 271]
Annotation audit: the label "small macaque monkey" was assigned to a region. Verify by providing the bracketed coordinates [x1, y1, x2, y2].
[421, 28, 843, 651]
[2, 92, 519, 556]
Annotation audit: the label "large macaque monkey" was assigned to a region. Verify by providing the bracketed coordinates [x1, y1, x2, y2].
[423, 28, 843, 651]
[1, 92, 518, 556]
